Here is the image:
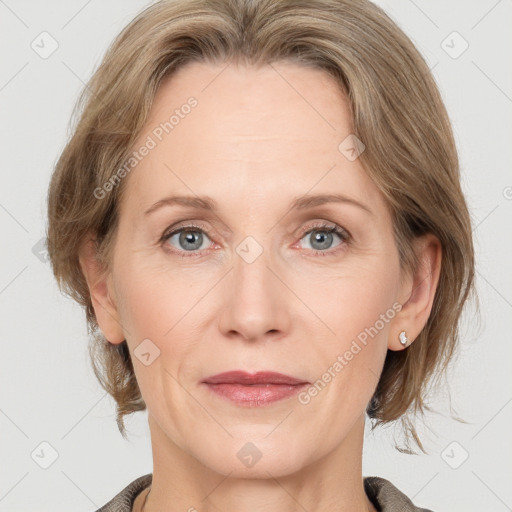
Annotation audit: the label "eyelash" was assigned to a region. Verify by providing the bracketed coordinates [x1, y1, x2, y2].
[159, 221, 351, 258]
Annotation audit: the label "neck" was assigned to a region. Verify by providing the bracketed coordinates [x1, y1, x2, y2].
[142, 413, 377, 512]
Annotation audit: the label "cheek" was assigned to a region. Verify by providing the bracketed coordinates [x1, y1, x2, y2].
[117, 274, 175, 339]
[293, 257, 399, 405]
[113, 244, 191, 325]
[113, 258, 208, 365]
[112, 266, 198, 418]
[298, 256, 400, 345]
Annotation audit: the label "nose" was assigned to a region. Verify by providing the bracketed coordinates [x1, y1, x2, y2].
[217, 239, 292, 343]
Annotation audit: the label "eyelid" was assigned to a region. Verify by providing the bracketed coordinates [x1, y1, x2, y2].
[159, 222, 217, 258]
[297, 220, 349, 238]
[160, 221, 212, 240]
[293, 221, 350, 255]
[160, 219, 351, 256]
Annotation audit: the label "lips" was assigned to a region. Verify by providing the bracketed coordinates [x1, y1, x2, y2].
[202, 371, 308, 386]
[201, 371, 309, 406]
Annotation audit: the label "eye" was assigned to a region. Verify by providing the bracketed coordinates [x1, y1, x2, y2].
[160, 221, 350, 257]
[298, 222, 350, 255]
[161, 224, 213, 255]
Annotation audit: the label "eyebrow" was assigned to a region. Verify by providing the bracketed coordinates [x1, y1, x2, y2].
[144, 193, 373, 217]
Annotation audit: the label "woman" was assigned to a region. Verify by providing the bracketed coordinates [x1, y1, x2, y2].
[46, 0, 476, 510]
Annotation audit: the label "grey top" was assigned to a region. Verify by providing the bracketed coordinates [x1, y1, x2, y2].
[95, 473, 434, 511]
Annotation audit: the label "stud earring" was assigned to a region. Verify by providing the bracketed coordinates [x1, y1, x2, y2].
[399, 330, 409, 346]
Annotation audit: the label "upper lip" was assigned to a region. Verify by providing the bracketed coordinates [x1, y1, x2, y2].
[202, 371, 309, 385]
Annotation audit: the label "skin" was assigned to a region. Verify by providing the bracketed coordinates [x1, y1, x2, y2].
[80, 60, 441, 512]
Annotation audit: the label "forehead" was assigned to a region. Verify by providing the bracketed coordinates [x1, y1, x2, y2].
[121, 60, 385, 216]
[148, 59, 350, 143]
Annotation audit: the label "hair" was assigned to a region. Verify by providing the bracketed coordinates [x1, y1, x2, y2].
[46, 0, 477, 453]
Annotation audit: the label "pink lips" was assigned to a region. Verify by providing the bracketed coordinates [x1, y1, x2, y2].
[202, 371, 309, 407]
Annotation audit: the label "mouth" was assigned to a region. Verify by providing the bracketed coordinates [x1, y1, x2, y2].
[201, 371, 310, 407]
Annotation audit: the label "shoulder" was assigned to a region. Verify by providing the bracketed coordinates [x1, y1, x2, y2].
[94, 473, 153, 512]
[364, 475, 435, 512]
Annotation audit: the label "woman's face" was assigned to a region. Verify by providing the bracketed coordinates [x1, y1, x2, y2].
[103, 60, 412, 477]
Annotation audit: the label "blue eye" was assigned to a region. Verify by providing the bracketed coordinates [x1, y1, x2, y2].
[160, 222, 350, 257]
[163, 225, 212, 253]
[299, 224, 349, 254]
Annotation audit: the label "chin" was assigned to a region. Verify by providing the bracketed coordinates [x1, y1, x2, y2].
[188, 431, 315, 479]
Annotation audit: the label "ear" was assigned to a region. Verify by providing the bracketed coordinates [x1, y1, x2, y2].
[388, 233, 442, 351]
[78, 234, 125, 344]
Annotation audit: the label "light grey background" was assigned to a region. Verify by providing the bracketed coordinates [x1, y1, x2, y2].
[0, 1, 511, 511]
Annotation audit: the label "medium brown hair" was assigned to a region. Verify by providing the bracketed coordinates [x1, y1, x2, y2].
[46, 0, 477, 453]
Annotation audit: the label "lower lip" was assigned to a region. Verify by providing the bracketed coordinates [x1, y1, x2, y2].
[203, 383, 308, 406]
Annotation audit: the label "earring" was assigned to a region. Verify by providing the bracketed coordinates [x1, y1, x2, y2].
[399, 330, 409, 346]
